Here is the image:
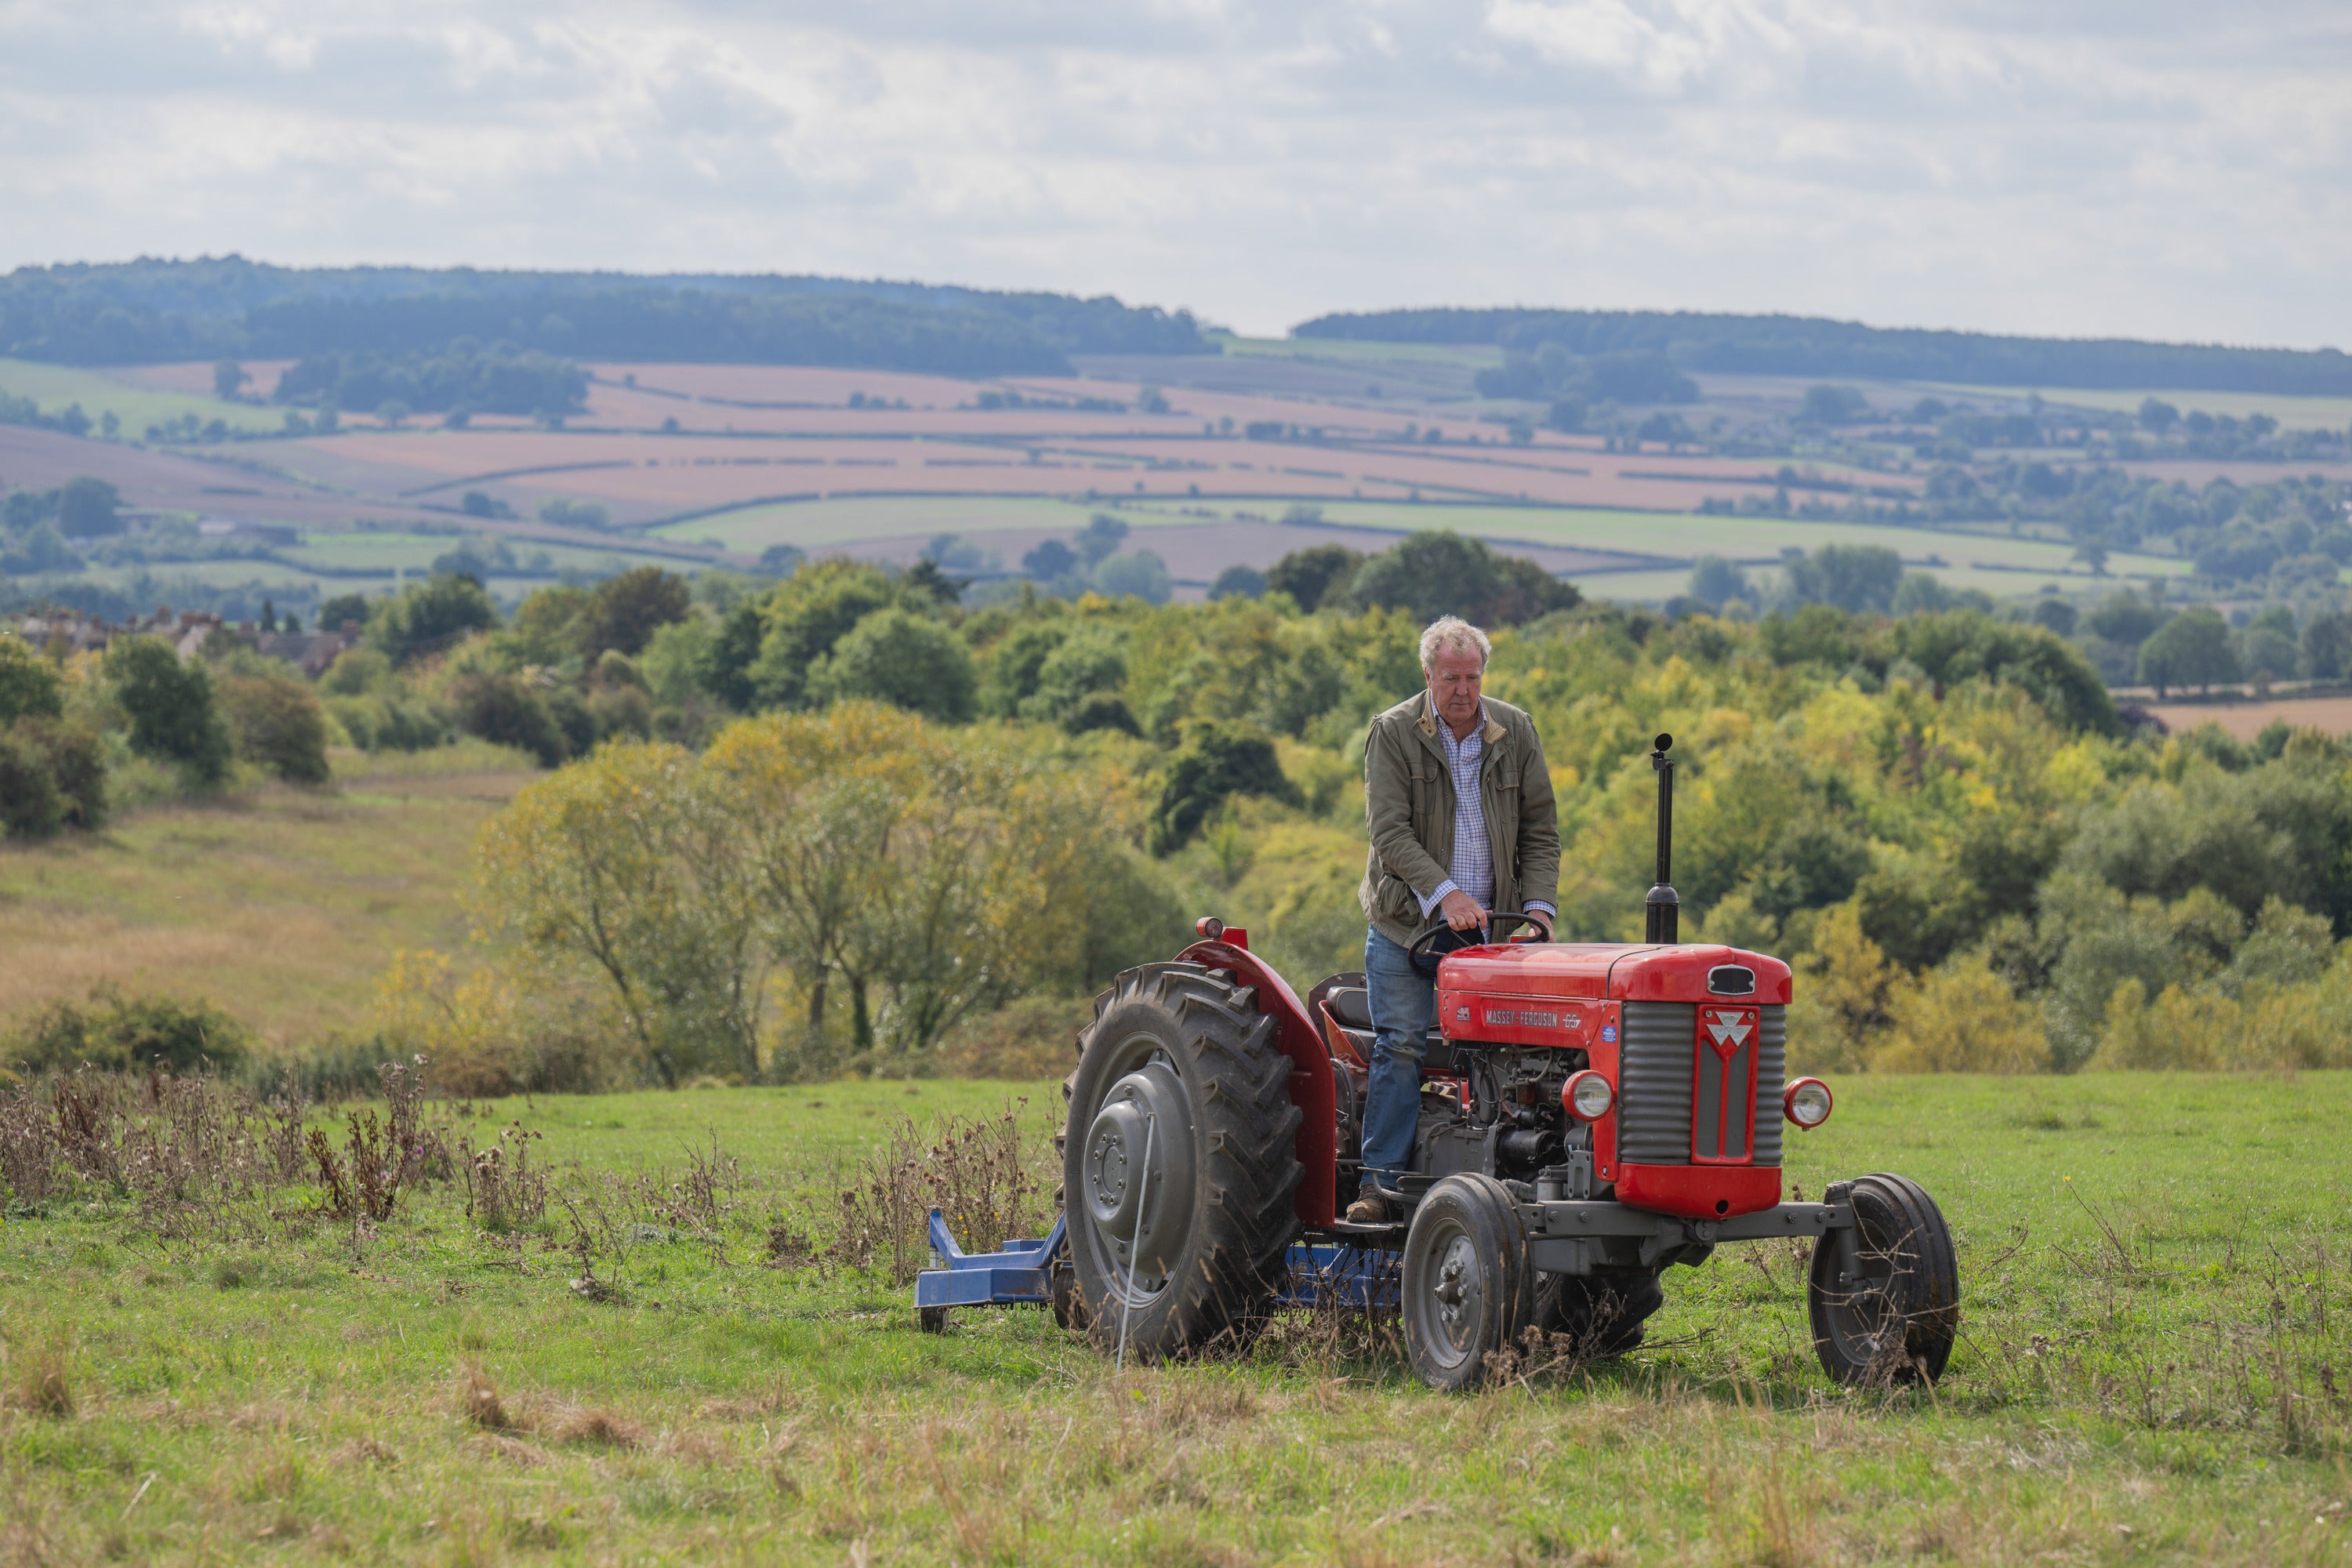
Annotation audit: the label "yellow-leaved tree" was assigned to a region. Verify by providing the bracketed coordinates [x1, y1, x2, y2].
[471, 739, 764, 1085]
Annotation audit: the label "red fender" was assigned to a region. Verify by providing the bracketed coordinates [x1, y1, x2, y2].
[1177, 928, 1339, 1229]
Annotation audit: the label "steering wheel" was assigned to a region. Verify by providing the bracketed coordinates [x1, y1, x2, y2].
[1407, 911, 1548, 978]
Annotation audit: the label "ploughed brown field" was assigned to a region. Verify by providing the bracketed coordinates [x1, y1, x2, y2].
[2146, 694, 2352, 740]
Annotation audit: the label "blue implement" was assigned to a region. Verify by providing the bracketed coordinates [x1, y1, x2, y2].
[911, 1207, 1398, 1316]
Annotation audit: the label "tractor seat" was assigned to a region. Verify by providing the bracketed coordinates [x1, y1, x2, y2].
[1324, 985, 1373, 1031]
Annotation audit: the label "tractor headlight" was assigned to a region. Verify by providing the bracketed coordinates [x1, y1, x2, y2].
[1563, 1069, 1613, 1123]
[1783, 1078, 1833, 1130]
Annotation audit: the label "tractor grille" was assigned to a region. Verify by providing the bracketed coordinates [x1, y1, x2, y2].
[1618, 1001, 1787, 1167]
[1751, 1006, 1786, 1167]
[1618, 1002, 1694, 1164]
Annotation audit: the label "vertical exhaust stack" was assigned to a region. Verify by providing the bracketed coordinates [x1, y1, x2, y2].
[1645, 732, 1679, 944]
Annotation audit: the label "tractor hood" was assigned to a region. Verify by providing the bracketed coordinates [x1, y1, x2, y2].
[1436, 942, 1793, 1006]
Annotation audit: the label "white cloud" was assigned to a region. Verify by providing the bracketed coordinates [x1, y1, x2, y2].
[0, 0, 2344, 344]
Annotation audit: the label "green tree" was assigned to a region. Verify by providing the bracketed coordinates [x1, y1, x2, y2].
[575, 567, 691, 660]
[55, 477, 120, 537]
[807, 608, 978, 723]
[1266, 545, 1366, 612]
[1149, 721, 1301, 855]
[0, 637, 64, 726]
[1018, 627, 1126, 721]
[1687, 557, 1748, 608]
[1800, 385, 1870, 424]
[1783, 543, 1902, 614]
[746, 559, 898, 710]
[2136, 607, 2239, 695]
[103, 637, 231, 783]
[2303, 610, 2352, 681]
[366, 572, 500, 666]
[1345, 531, 1577, 626]
[213, 360, 250, 399]
[216, 671, 332, 783]
[979, 621, 1070, 717]
[317, 593, 371, 635]
[1092, 550, 1172, 604]
[1210, 564, 1267, 601]
[1076, 514, 1129, 566]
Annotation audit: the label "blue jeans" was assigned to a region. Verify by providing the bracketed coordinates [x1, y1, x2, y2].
[1359, 927, 1436, 1185]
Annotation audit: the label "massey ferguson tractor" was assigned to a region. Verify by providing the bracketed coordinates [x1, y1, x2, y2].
[916, 735, 1961, 1391]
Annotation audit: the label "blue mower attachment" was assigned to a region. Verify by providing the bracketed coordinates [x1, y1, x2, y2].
[913, 1206, 1399, 1334]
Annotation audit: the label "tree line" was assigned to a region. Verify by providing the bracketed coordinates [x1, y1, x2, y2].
[0, 259, 1205, 373]
[1297, 307, 2352, 396]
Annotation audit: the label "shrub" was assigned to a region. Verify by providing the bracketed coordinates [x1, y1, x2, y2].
[448, 673, 568, 766]
[103, 637, 232, 784]
[0, 717, 106, 836]
[1872, 953, 2049, 1073]
[5, 989, 252, 1076]
[0, 637, 64, 727]
[216, 671, 331, 783]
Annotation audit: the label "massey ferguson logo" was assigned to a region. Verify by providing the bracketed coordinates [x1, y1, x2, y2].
[1703, 1009, 1753, 1054]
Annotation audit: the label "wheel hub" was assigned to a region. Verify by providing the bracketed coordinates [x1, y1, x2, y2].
[1425, 1232, 1483, 1355]
[1078, 1058, 1197, 1291]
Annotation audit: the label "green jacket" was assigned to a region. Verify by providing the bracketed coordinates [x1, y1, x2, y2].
[1358, 691, 1561, 949]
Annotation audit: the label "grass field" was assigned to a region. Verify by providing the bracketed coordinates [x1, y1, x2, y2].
[0, 358, 283, 437]
[1931, 384, 2352, 434]
[660, 492, 2191, 604]
[0, 750, 534, 1050]
[2, 1070, 2346, 1565]
[1214, 334, 1506, 370]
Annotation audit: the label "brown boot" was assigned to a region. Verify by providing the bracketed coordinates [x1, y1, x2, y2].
[1345, 1189, 1391, 1225]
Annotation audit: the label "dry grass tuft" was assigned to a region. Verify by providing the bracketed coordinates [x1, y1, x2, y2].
[550, 1405, 645, 1448]
[336, 1436, 398, 1466]
[11, 1333, 76, 1417]
[467, 1432, 553, 1468]
[659, 1428, 732, 1466]
[457, 1365, 513, 1432]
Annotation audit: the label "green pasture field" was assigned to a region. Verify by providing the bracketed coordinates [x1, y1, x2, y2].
[276, 530, 695, 579]
[0, 358, 283, 437]
[1231, 501, 2191, 604]
[0, 755, 535, 1049]
[1212, 334, 1507, 370]
[2, 1071, 2346, 1564]
[1931, 383, 2352, 434]
[652, 494, 1200, 554]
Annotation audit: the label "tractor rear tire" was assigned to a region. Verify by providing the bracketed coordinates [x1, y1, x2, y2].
[1062, 963, 1303, 1361]
[1807, 1172, 1960, 1387]
[1402, 1173, 1534, 1392]
[1533, 1270, 1664, 1359]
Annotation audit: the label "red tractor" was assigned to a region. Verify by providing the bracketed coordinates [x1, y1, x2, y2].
[919, 735, 1960, 1390]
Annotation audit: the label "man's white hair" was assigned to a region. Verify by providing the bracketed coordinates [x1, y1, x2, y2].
[1419, 616, 1492, 674]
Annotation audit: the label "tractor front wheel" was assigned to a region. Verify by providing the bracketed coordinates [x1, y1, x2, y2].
[1062, 963, 1303, 1360]
[1807, 1173, 1960, 1386]
[1402, 1173, 1534, 1392]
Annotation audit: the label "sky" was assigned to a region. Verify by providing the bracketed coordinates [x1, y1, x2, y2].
[2, 0, 2347, 347]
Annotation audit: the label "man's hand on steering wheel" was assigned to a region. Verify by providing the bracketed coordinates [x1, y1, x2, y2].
[1517, 909, 1554, 942]
[1439, 888, 1490, 933]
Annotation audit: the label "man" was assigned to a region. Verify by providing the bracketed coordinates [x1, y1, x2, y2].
[1346, 615, 1560, 1224]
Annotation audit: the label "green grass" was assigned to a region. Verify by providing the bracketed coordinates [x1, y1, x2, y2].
[0, 358, 284, 437]
[0, 764, 534, 1050]
[2, 1072, 2346, 1563]
[654, 494, 2189, 604]
[1927, 383, 2352, 434]
[1210, 333, 1507, 370]
[653, 495, 1208, 552]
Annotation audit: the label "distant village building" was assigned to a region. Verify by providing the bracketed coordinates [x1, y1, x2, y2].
[9, 606, 358, 677]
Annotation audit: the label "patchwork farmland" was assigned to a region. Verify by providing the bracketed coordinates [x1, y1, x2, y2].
[4, 340, 2347, 607]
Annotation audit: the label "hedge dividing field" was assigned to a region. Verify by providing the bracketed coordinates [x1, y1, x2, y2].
[1, 1071, 2345, 1565]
